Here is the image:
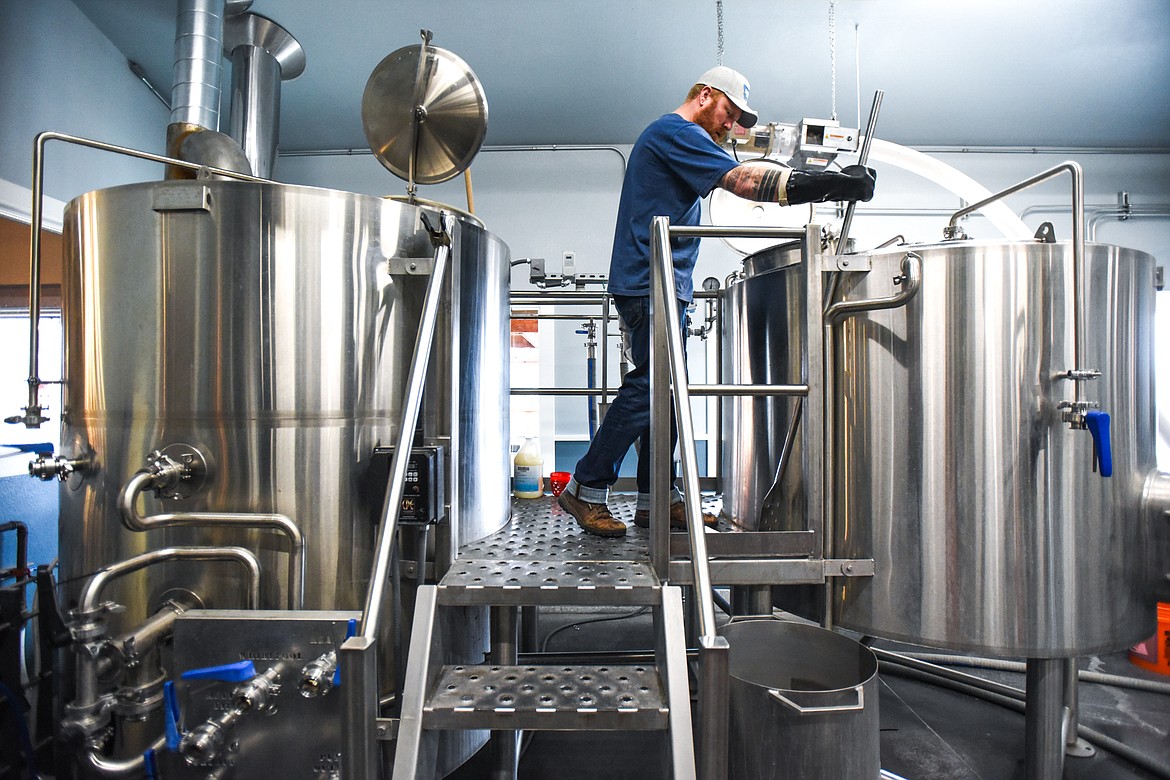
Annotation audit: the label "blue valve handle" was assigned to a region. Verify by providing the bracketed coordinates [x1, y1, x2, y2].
[163, 681, 182, 751]
[1085, 410, 1112, 478]
[334, 618, 359, 687]
[181, 659, 256, 682]
[144, 748, 158, 779]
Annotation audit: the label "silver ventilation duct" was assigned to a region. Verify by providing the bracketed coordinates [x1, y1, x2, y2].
[224, 13, 305, 179]
[169, 0, 228, 133]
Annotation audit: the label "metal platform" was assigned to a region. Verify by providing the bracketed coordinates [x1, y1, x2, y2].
[455, 495, 864, 588]
[424, 662, 670, 730]
[457, 494, 725, 563]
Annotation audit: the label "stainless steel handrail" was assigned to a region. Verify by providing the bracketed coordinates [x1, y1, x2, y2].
[360, 214, 452, 641]
[11, 130, 271, 430]
[649, 221, 808, 636]
[947, 161, 1086, 407]
[343, 214, 453, 779]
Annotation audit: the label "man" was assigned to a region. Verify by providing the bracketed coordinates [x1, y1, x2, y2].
[558, 65, 876, 538]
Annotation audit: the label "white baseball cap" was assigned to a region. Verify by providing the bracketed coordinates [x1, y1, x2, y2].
[696, 65, 758, 128]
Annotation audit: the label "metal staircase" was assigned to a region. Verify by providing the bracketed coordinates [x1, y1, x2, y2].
[391, 499, 696, 779]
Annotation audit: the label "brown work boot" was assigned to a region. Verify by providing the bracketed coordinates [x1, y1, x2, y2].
[632, 502, 718, 529]
[557, 490, 627, 538]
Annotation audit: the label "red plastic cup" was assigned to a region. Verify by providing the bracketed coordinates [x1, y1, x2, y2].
[549, 471, 571, 496]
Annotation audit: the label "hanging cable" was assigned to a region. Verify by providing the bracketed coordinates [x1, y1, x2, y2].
[715, 0, 725, 65]
[828, 0, 838, 120]
[855, 23, 862, 128]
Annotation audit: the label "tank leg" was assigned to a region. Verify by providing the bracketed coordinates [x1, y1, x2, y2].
[489, 606, 520, 779]
[520, 606, 539, 653]
[1063, 658, 1096, 757]
[1025, 657, 1066, 780]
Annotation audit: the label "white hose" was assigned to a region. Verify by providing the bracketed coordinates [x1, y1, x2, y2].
[867, 139, 1032, 240]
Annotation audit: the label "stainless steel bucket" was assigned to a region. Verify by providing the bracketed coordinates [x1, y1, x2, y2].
[720, 619, 880, 780]
[722, 238, 1159, 656]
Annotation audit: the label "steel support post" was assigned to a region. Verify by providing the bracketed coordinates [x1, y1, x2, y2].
[489, 606, 520, 780]
[697, 634, 729, 780]
[1025, 657, 1066, 780]
[341, 635, 380, 779]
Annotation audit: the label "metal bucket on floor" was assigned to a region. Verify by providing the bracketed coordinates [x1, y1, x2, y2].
[720, 619, 880, 780]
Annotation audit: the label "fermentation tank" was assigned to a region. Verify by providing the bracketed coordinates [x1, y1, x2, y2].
[54, 180, 509, 768]
[723, 237, 1161, 656]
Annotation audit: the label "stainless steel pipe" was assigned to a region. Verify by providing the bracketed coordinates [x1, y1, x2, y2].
[118, 468, 305, 608]
[11, 131, 266, 430]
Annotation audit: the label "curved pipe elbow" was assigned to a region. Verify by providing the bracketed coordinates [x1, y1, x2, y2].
[83, 735, 166, 777]
[825, 254, 922, 325]
[79, 547, 262, 616]
[118, 469, 304, 609]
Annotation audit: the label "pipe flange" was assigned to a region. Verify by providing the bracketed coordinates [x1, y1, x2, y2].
[62, 697, 113, 740]
[114, 672, 167, 721]
[69, 601, 123, 641]
[149, 444, 210, 500]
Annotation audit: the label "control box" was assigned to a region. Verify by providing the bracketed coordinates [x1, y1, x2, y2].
[367, 445, 445, 525]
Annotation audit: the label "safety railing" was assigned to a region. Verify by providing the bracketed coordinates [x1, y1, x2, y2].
[648, 220, 820, 780]
[341, 212, 454, 778]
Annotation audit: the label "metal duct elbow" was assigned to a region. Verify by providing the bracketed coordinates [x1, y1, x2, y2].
[223, 12, 305, 179]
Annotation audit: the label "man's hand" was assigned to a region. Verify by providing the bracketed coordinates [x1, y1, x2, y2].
[784, 165, 877, 206]
[839, 165, 877, 202]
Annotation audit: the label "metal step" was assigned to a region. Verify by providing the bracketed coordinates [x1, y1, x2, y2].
[422, 662, 670, 731]
[437, 559, 661, 606]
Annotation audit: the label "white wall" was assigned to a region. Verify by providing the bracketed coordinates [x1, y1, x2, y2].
[0, 0, 168, 217]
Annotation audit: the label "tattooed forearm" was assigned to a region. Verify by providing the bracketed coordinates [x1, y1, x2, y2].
[719, 165, 790, 203]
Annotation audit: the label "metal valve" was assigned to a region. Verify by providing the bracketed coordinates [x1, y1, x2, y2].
[29, 453, 87, 482]
[176, 661, 282, 767]
[1057, 399, 1098, 430]
[142, 444, 209, 500]
[299, 650, 338, 698]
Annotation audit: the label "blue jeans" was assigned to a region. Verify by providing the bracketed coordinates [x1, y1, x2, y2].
[569, 294, 686, 509]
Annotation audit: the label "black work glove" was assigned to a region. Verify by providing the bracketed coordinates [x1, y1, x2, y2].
[785, 164, 877, 205]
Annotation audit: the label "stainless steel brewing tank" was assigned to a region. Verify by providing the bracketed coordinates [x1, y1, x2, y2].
[723, 238, 1158, 656]
[722, 242, 807, 532]
[57, 178, 509, 640]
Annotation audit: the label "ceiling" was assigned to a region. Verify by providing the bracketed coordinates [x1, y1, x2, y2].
[72, 0, 1170, 153]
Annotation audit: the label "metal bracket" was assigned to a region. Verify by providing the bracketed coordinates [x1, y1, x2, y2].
[1057, 369, 1101, 382]
[387, 256, 435, 275]
[151, 183, 212, 213]
[375, 717, 399, 741]
[822, 559, 875, 577]
[1034, 222, 1057, 243]
[822, 254, 871, 272]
